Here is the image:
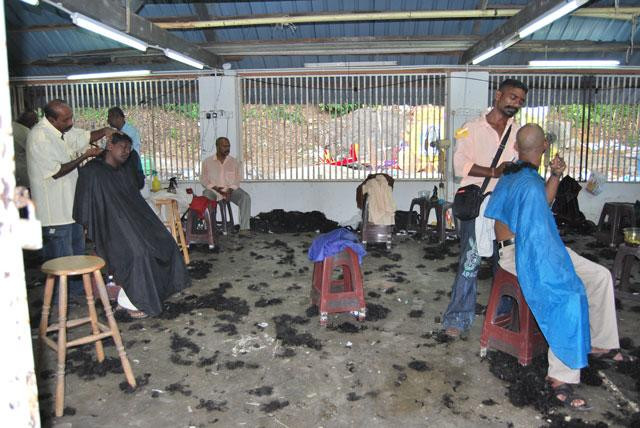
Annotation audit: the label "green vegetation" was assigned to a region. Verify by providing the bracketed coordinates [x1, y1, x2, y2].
[162, 103, 200, 120]
[243, 105, 304, 124]
[318, 103, 362, 118]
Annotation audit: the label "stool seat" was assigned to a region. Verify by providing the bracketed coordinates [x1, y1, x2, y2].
[42, 255, 105, 276]
[310, 248, 366, 325]
[480, 267, 547, 366]
[38, 255, 136, 417]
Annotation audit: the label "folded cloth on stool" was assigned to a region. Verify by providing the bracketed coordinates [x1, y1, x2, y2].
[190, 196, 217, 219]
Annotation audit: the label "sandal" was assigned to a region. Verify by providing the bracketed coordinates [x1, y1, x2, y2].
[444, 327, 461, 338]
[591, 349, 636, 364]
[551, 383, 592, 411]
[126, 309, 149, 319]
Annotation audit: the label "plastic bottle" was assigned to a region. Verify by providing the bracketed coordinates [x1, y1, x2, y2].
[151, 170, 161, 192]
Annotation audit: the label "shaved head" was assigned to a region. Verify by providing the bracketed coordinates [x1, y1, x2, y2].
[516, 124, 546, 153]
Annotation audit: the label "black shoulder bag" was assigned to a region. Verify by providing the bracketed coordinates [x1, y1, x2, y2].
[452, 125, 512, 221]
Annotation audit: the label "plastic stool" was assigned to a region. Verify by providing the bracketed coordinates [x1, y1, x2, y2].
[185, 207, 216, 249]
[216, 199, 235, 235]
[38, 255, 136, 416]
[407, 198, 455, 243]
[310, 248, 366, 325]
[155, 198, 190, 264]
[597, 202, 636, 247]
[480, 267, 547, 366]
[612, 243, 640, 292]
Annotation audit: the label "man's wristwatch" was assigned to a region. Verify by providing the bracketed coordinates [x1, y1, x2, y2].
[551, 170, 563, 178]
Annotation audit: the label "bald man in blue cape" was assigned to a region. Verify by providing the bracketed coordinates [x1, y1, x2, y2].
[486, 123, 626, 410]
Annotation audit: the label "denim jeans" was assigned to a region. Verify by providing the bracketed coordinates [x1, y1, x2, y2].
[42, 223, 86, 296]
[442, 219, 481, 331]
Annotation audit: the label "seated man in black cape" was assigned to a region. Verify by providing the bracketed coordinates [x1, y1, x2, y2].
[73, 132, 190, 318]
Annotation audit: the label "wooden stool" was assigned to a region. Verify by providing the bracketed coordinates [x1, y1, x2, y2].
[216, 199, 235, 235]
[38, 256, 136, 417]
[310, 248, 366, 325]
[155, 198, 190, 264]
[185, 207, 216, 249]
[480, 267, 547, 366]
[597, 202, 637, 247]
[612, 243, 640, 292]
[361, 194, 393, 249]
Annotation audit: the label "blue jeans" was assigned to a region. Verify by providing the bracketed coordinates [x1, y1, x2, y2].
[42, 223, 86, 296]
[442, 219, 484, 331]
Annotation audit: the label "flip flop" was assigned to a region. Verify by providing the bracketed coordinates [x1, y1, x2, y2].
[126, 309, 149, 319]
[552, 383, 592, 411]
[591, 349, 636, 364]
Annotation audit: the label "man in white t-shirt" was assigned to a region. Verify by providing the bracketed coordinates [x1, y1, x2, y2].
[27, 99, 114, 297]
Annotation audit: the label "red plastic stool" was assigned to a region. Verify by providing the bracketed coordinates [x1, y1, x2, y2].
[311, 247, 366, 325]
[185, 207, 216, 249]
[480, 267, 547, 366]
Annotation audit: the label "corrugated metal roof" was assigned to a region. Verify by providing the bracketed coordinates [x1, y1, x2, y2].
[6, 0, 640, 77]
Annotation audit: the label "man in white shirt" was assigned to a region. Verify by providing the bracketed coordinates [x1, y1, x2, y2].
[12, 110, 38, 187]
[200, 136, 251, 232]
[27, 99, 114, 297]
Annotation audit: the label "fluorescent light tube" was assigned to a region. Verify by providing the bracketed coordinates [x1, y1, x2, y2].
[71, 13, 148, 52]
[528, 60, 620, 68]
[20, 0, 39, 5]
[303, 61, 398, 68]
[471, 45, 506, 65]
[164, 49, 205, 69]
[67, 70, 151, 80]
[519, 0, 586, 39]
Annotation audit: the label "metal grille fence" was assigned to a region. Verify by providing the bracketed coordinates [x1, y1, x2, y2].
[490, 73, 640, 182]
[240, 72, 447, 181]
[10, 77, 200, 180]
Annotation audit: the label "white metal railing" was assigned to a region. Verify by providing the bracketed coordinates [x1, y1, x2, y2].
[240, 72, 447, 181]
[490, 73, 640, 182]
[10, 78, 200, 180]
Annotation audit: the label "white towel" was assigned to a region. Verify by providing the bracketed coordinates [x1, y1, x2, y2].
[475, 196, 495, 257]
[362, 175, 396, 225]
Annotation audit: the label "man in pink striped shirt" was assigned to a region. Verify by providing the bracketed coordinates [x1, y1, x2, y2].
[200, 136, 251, 232]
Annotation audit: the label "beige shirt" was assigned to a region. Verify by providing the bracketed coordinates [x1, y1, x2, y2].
[27, 118, 90, 226]
[12, 121, 30, 187]
[200, 154, 242, 192]
[453, 113, 519, 192]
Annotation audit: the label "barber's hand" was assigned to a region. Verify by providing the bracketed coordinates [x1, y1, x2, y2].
[494, 161, 512, 178]
[85, 146, 104, 158]
[103, 127, 116, 137]
[549, 153, 566, 176]
[225, 188, 234, 200]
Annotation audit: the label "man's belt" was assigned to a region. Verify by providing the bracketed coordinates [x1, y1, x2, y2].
[497, 238, 515, 249]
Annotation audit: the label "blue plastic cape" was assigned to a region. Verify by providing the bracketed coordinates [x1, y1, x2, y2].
[485, 167, 590, 369]
[308, 228, 367, 264]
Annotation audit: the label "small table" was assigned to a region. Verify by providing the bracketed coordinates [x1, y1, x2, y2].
[597, 202, 636, 247]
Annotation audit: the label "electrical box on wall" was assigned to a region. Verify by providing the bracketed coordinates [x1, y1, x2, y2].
[204, 110, 233, 120]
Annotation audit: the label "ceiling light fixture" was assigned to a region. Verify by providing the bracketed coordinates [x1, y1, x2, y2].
[70, 13, 148, 52]
[20, 0, 39, 5]
[67, 70, 151, 80]
[303, 61, 397, 68]
[528, 60, 620, 68]
[519, 0, 588, 39]
[471, 44, 507, 65]
[164, 49, 205, 69]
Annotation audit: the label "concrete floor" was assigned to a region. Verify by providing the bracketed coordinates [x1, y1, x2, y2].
[28, 229, 640, 428]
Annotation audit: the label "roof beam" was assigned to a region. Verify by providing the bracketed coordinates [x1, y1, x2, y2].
[460, 0, 586, 64]
[21, 38, 628, 67]
[11, 7, 639, 33]
[45, 0, 221, 68]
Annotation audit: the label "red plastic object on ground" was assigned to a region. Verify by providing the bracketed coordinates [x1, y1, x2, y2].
[310, 247, 366, 325]
[480, 267, 547, 366]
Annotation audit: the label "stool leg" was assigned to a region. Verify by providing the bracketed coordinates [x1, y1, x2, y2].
[55, 275, 69, 417]
[92, 271, 136, 388]
[81, 273, 105, 362]
[37, 275, 56, 368]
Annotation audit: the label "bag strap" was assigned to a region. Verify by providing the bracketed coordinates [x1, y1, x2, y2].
[480, 124, 512, 194]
